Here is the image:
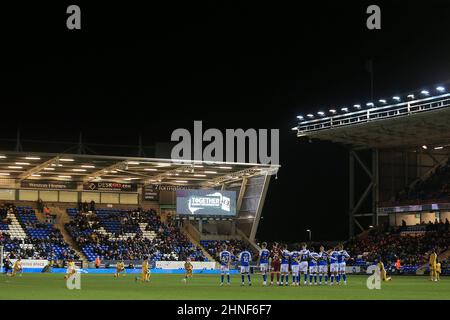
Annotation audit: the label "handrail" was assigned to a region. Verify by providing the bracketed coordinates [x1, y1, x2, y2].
[296, 93, 450, 135]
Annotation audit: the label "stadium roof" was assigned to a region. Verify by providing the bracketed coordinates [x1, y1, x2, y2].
[0, 151, 279, 187]
[293, 92, 450, 149]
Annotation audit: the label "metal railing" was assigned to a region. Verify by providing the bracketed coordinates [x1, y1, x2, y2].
[296, 93, 450, 135]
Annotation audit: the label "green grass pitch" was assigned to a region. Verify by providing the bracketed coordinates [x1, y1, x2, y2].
[0, 274, 449, 300]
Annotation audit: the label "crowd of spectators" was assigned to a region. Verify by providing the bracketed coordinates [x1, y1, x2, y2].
[66, 208, 206, 262]
[200, 239, 252, 262]
[396, 159, 450, 204]
[346, 222, 450, 268]
[0, 203, 79, 261]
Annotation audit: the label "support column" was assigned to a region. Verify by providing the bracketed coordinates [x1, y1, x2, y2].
[198, 219, 203, 234]
[349, 152, 355, 238]
[372, 149, 379, 226]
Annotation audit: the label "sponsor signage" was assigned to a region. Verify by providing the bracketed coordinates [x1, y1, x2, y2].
[176, 189, 237, 216]
[155, 261, 216, 270]
[379, 202, 450, 214]
[143, 185, 159, 201]
[20, 180, 77, 190]
[10, 259, 49, 269]
[151, 184, 196, 191]
[83, 182, 137, 192]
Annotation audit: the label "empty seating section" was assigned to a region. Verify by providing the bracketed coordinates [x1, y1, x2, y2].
[65, 208, 207, 262]
[0, 204, 77, 260]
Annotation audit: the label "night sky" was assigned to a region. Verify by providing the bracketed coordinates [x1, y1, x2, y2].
[1, 1, 450, 241]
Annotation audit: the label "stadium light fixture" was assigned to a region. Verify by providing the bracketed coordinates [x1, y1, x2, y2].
[25, 156, 41, 160]
[329, 109, 337, 114]
[144, 168, 158, 171]
[0, 155, 7, 159]
[43, 168, 55, 171]
[175, 180, 188, 183]
[127, 161, 140, 165]
[217, 166, 233, 169]
[15, 162, 30, 165]
[392, 96, 401, 101]
[436, 86, 446, 92]
[434, 146, 444, 150]
[193, 174, 206, 177]
[8, 166, 22, 169]
[407, 94, 415, 99]
[378, 99, 387, 104]
[353, 104, 361, 109]
[306, 229, 312, 241]
[59, 158, 75, 162]
[369, 225, 373, 229]
[317, 111, 325, 116]
[366, 102, 374, 107]
[420, 90, 430, 96]
[58, 175, 72, 178]
[51, 164, 63, 167]
[340, 107, 349, 112]
[0, 172, 10, 176]
[31, 174, 41, 177]
[296, 115, 304, 120]
[422, 145, 428, 150]
[81, 165, 95, 168]
[306, 113, 314, 118]
[204, 171, 217, 174]
[72, 169, 86, 172]
[291, 126, 298, 131]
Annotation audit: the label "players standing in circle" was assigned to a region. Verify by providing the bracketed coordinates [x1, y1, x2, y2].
[64, 258, 76, 280]
[219, 244, 231, 286]
[10, 257, 23, 277]
[280, 244, 290, 286]
[114, 259, 126, 278]
[308, 247, 319, 285]
[337, 244, 350, 285]
[317, 245, 329, 285]
[270, 243, 281, 286]
[299, 243, 310, 285]
[329, 247, 339, 285]
[258, 242, 270, 286]
[239, 247, 252, 286]
[289, 247, 301, 286]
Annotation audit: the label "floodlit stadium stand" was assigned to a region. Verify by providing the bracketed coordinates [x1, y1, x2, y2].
[0, 203, 78, 260]
[65, 207, 206, 262]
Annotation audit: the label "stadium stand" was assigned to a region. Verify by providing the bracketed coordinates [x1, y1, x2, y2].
[0, 203, 78, 260]
[65, 207, 207, 262]
[200, 239, 254, 262]
[346, 222, 450, 274]
[396, 158, 450, 204]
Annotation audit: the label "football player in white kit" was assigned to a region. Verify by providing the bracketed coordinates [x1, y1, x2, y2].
[258, 242, 270, 286]
[219, 244, 231, 286]
[280, 244, 290, 286]
[329, 247, 340, 285]
[337, 244, 350, 285]
[298, 243, 310, 285]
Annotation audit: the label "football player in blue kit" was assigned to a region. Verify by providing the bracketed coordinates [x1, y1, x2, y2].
[258, 242, 271, 286]
[317, 245, 329, 285]
[298, 243, 310, 285]
[219, 244, 231, 286]
[239, 248, 253, 286]
[280, 244, 291, 286]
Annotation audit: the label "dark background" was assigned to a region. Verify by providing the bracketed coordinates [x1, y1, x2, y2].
[1, 1, 450, 241]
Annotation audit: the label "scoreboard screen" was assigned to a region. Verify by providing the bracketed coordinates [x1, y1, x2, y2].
[176, 190, 237, 216]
